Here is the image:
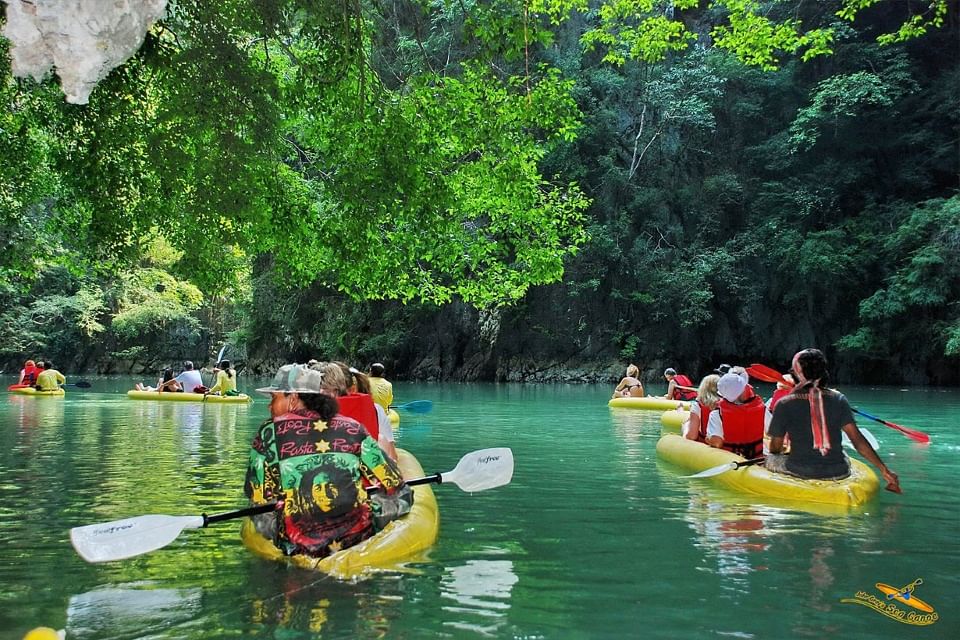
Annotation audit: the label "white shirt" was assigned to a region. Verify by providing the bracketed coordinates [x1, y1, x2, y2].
[375, 404, 395, 443]
[175, 369, 204, 392]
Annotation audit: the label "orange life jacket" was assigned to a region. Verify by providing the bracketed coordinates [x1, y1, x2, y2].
[717, 394, 766, 458]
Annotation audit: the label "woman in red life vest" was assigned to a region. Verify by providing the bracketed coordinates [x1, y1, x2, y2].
[18, 360, 40, 386]
[705, 367, 769, 459]
[682, 374, 721, 442]
[612, 364, 645, 398]
[766, 349, 901, 492]
[663, 368, 697, 401]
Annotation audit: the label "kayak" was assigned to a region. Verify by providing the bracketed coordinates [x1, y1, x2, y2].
[126, 390, 252, 403]
[656, 434, 879, 507]
[9, 386, 65, 397]
[389, 408, 400, 425]
[661, 409, 689, 433]
[241, 448, 439, 579]
[609, 396, 690, 411]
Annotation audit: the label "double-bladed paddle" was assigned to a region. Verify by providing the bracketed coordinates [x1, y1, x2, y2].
[747, 363, 930, 444]
[390, 400, 433, 414]
[70, 447, 514, 563]
[682, 457, 765, 479]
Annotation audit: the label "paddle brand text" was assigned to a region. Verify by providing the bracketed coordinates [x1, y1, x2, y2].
[94, 523, 134, 536]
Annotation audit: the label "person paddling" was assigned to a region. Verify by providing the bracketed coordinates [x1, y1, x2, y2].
[206, 360, 238, 396]
[766, 349, 901, 493]
[663, 368, 697, 401]
[244, 364, 408, 558]
[35, 361, 66, 391]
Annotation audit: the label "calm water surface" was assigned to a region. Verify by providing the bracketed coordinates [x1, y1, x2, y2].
[1, 379, 957, 639]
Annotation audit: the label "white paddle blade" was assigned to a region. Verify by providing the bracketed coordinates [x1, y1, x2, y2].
[70, 514, 205, 563]
[443, 448, 514, 492]
[842, 428, 881, 452]
[682, 462, 738, 479]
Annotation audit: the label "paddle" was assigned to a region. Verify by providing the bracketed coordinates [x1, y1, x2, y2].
[390, 400, 433, 414]
[682, 456, 765, 479]
[63, 380, 91, 388]
[747, 364, 930, 444]
[70, 447, 514, 563]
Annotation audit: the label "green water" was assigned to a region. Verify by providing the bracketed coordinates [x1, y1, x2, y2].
[1, 379, 957, 639]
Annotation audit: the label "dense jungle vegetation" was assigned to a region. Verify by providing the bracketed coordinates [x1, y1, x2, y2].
[1, 1, 957, 385]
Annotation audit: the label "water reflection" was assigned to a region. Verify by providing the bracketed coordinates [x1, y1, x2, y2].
[684, 493, 772, 597]
[441, 559, 518, 636]
[65, 583, 202, 639]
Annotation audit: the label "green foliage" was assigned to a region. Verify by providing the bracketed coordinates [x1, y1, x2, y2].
[840, 197, 960, 359]
[789, 53, 919, 150]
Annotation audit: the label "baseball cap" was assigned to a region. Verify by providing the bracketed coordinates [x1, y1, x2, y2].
[256, 364, 324, 397]
[717, 370, 749, 402]
[713, 363, 732, 375]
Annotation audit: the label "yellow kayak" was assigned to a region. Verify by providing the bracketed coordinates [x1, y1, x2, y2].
[656, 434, 879, 507]
[661, 409, 689, 433]
[9, 387, 65, 397]
[241, 448, 439, 579]
[126, 390, 252, 403]
[389, 408, 400, 425]
[609, 396, 689, 411]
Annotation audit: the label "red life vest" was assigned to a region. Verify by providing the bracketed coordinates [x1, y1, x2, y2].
[717, 394, 766, 458]
[695, 401, 711, 441]
[336, 393, 379, 441]
[21, 365, 40, 385]
[768, 387, 791, 411]
[671, 374, 697, 401]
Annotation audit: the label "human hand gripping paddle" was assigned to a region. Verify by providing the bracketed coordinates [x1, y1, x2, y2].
[70, 448, 513, 563]
[746, 364, 930, 444]
[390, 400, 433, 414]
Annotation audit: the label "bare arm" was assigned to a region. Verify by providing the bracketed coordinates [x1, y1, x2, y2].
[768, 435, 785, 454]
[841, 423, 901, 493]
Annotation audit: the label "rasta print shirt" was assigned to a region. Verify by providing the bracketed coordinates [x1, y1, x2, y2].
[244, 409, 405, 558]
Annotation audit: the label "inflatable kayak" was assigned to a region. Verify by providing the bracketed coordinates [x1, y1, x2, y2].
[126, 390, 252, 403]
[661, 409, 689, 433]
[656, 434, 879, 507]
[241, 448, 439, 579]
[609, 396, 690, 411]
[389, 408, 400, 425]
[9, 386, 65, 397]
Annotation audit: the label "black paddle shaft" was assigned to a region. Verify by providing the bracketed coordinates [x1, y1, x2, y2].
[203, 501, 281, 526]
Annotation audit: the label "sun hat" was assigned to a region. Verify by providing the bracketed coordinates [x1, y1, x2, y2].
[256, 364, 325, 397]
[717, 370, 749, 402]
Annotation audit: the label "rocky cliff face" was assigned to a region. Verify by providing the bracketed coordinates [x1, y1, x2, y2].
[2, 0, 166, 103]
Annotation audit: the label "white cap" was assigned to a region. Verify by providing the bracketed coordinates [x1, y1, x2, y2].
[717, 370, 749, 402]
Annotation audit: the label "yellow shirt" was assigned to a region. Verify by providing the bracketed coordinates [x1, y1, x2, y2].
[209, 369, 237, 394]
[368, 376, 393, 410]
[36, 369, 66, 390]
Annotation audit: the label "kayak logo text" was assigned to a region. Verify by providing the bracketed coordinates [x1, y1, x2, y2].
[840, 578, 938, 626]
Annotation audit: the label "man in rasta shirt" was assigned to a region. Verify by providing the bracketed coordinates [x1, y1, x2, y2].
[244, 363, 409, 558]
